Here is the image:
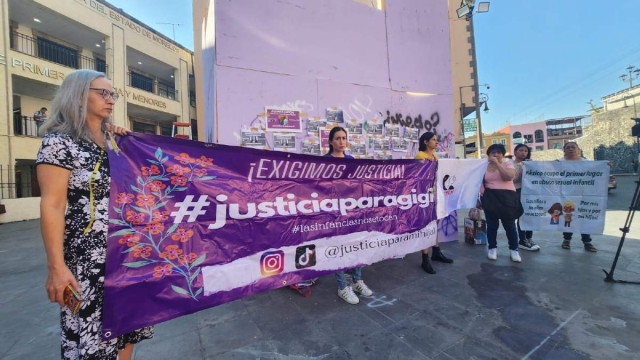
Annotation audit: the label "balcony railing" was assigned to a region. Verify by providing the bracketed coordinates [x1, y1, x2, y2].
[13, 116, 41, 137]
[0, 164, 40, 199]
[127, 72, 178, 101]
[11, 31, 108, 74]
[547, 127, 583, 137]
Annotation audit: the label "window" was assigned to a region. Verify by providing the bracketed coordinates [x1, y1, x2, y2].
[191, 119, 198, 141]
[131, 121, 156, 135]
[492, 139, 498, 144]
[130, 72, 153, 93]
[501, 139, 506, 145]
[513, 131, 522, 139]
[524, 134, 533, 144]
[157, 81, 176, 100]
[536, 146, 544, 151]
[37, 37, 78, 68]
[535, 130, 544, 143]
[95, 58, 107, 74]
[160, 123, 173, 137]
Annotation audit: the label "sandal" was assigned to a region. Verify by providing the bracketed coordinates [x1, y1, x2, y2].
[562, 240, 571, 249]
[584, 243, 597, 252]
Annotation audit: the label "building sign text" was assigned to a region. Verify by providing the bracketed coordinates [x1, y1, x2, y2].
[115, 87, 167, 109]
[75, 0, 180, 54]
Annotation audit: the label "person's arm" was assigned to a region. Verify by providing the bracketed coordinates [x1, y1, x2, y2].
[489, 157, 515, 181]
[38, 164, 80, 306]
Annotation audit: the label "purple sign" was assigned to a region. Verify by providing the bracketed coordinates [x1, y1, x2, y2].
[265, 108, 302, 132]
[102, 133, 437, 340]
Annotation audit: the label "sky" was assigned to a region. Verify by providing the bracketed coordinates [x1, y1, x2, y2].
[107, 0, 639, 133]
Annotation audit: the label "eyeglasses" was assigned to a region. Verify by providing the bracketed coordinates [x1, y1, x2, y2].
[90, 88, 119, 102]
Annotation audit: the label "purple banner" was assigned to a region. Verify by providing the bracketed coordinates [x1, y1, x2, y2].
[102, 133, 436, 340]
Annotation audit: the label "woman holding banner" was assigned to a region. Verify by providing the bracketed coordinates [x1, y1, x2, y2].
[559, 142, 597, 252]
[36, 70, 153, 360]
[326, 126, 374, 305]
[481, 144, 522, 262]
[511, 144, 540, 251]
[415, 132, 453, 274]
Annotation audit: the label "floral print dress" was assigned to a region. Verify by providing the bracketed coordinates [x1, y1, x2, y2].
[37, 133, 153, 360]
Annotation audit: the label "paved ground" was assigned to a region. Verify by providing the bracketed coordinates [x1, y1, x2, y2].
[1, 176, 640, 360]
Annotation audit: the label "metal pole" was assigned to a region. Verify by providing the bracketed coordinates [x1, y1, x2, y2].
[469, 16, 484, 158]
[460, 85, 467, 159]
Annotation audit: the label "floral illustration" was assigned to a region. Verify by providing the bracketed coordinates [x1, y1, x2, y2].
[110, 148, 216, 300]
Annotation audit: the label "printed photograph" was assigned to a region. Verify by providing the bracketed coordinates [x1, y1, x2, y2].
[326, 108, 344, 123]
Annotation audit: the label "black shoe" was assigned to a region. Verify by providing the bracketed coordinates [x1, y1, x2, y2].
[421, 253, 436, 274]
[431, 247, 453, 264]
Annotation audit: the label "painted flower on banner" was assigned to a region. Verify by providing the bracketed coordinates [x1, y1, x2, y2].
[153, 264, 173, 278]
[116, 193, 134, 204]
[118, 234, 140, 247]
[171, 228, 194, 243]
[125, 211, 146, 225]
[109, 147, 216, 301]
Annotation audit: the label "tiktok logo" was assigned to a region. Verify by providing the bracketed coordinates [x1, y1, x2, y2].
[295, 245, 317, 269]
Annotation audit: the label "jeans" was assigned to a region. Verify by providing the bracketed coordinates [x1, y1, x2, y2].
[563, 232, 592, 243]
[335, 267, 363, 290]
[485, 211, 519, 251]
[516, 189, 532, 241]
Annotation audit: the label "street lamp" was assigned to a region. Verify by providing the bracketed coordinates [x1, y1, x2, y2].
[480, 93, 490, 113]
[620, 65, 640, 115]
[460, 84, 490, 158]
[457, 0, 490, 19]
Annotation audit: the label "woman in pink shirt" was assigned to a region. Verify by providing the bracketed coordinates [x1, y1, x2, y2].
[481, 144, 522, 263]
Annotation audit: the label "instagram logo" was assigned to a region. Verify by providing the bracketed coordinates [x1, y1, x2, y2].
[260, 250, 285, 277]
[295, 245, 316, 269]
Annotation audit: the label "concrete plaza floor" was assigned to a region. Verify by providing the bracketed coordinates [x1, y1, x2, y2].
[1, 177, 639, 360]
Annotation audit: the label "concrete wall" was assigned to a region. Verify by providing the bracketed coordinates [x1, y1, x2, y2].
[197, 0, 455, 158]
[0, 197, 40, 223]
[576, 106, 637, 174]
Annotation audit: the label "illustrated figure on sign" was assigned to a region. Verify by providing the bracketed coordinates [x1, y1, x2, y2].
[563, 200, 576, 227]
[548, 202, 563, 225]
[442, 174, 456, 191]
[279, 115, 289, 126]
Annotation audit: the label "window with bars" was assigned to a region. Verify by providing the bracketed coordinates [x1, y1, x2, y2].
[132, 121, 156, 135]
[37, 37, 78, 68]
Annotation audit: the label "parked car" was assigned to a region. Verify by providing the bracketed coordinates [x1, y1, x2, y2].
[608, 175, 617, 192]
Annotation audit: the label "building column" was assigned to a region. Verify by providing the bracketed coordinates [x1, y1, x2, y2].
[108, 24, 127, 127]
[0, 0, 14, 168]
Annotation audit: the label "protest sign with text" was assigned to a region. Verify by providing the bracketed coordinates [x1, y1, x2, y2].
[519, 161, 609, 234]
[102, 134, 437, 340]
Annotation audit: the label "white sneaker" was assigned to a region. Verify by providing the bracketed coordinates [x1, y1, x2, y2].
[351, 280, 373, 297]
[487, 248, 497, 260]
[511, 250, 522, 263]
[338, 286, 359, 304]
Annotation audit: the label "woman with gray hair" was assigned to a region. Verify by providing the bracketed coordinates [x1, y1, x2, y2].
[37, 70, 152, 359]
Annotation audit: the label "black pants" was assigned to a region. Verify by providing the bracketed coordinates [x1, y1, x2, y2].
[563, 232, 592, 243]
[516, 188, 532, 241]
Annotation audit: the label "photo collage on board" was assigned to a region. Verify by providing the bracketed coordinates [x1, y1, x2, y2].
[238, 105, 433, 159]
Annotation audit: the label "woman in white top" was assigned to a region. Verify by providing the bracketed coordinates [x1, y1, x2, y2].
[511, 144, 540, 251]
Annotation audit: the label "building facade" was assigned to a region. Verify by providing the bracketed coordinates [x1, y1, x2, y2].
[0, 0, 198, 223]
[510, 121, 547, 152]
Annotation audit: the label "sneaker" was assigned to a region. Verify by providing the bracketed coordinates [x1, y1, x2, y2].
[487, 248, 497, 260]
[519, 239, 541, 251]
[511, 250, 522, 263]
[338, 286, 359, 304]
[351, 280, 373, 297]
